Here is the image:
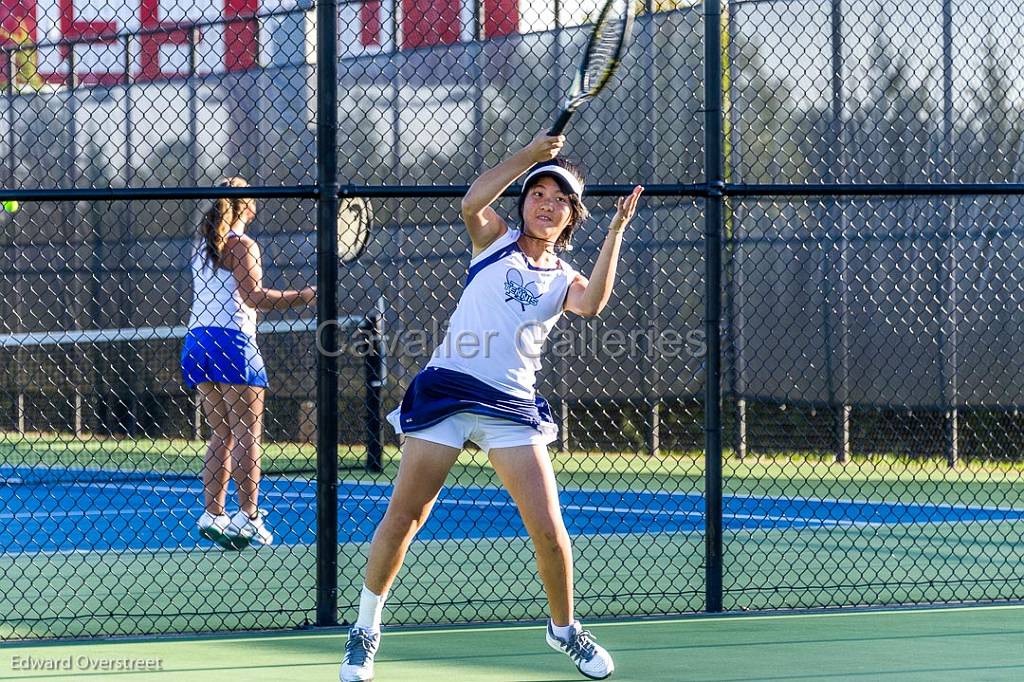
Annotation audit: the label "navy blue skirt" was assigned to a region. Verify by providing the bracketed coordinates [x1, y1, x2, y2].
[387, 366, 555, 434]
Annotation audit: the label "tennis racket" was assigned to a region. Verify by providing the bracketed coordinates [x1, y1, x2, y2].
[549, 0, 636, 135]
[337, 197, 372, 264]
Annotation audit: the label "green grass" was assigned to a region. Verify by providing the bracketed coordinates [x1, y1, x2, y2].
[2, 431, 1023, 640]
[4, 431, 1023, 504]
[0, 432, 325, 477]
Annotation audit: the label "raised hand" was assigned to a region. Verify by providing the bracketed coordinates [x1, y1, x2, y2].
[609, 185, 644, 233]
[523, 134, 567, 164]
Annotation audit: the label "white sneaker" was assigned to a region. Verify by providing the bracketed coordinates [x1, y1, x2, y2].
[196, 511, 233, 549]
[225, 509, 274, 549]
[546, 620, 615, 680]
[339, 626, 379, 682]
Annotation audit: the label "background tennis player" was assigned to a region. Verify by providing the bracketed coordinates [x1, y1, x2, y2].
[182, 177, 316, 550]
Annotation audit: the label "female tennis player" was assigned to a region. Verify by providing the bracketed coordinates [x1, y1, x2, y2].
[340, 136, 643, 681]
[182, 177, 316, 550]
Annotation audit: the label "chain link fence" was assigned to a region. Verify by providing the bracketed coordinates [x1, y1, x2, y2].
[1, 0, 1023, 640]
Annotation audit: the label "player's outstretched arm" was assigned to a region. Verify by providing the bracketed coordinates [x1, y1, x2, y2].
[461, 135, 565, 253]
[564, 185, 643, 317]
[228, 235, 316, 311]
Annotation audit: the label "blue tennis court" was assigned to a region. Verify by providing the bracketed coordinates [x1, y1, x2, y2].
[2, 467, 1023, 554]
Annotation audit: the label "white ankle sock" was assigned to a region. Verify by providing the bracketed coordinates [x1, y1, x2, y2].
[355, 584, 387, 631]
[550, 619, 578, 640]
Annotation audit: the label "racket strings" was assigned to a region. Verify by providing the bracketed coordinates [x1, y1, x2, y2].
[550, 0, 634, 130]
[582, 2, 631, 93]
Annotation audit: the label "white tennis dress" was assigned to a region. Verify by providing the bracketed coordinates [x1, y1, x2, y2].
[387, 228, 578, 438]
[180, 232, 267, 389]
[187, 232, 256, 336]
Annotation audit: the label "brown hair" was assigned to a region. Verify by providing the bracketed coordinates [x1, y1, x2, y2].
[517, 159, 589, 252]
[199, 176, 250, 268]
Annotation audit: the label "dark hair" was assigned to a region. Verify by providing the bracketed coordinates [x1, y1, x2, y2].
[517, 159, 589, 252]
[198, 177, 250, 268]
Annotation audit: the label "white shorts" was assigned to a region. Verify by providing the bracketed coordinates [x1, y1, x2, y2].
[386, 409, 557, 453]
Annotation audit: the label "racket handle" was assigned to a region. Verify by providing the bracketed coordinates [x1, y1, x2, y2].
[548, 109, 573, 136]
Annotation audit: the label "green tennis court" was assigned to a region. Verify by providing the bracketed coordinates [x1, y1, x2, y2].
[3, 606, 1023, 681]
[4, 434, 1024, 639]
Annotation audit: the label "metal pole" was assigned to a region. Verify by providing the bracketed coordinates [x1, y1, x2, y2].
[315, 0, 340, 627]
[4, 53, 19, 435]
[736, 399, 747, 459]
[106, 34, 134, 436]
[559, 398, 570, 452]
[74, 390, 83, 437]
[640, 8, 661, 458]
[646, 398, 660, 457]
[5, 48, 14, 185]
[363, 311, 384, 473]
[829, 0, 851, 463]
[193, 392, 202, 440]
[723, 2, 745, 460]
[389, 3, 401, 177]
[472, 0, 485, 172]
[473, 0, 485, 38]
[703, 0, 724, 614]
[65, 41, 78, 196]
[551, 0, 563, 124]
[941, 0, 958, 467]
[553, 0, 575, 453]
[188, 28, 200, 189]
[65, 43, 96, 436]
[75, 38, 122, 436]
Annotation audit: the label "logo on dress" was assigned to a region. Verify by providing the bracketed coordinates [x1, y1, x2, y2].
[504, 269, 541, 311]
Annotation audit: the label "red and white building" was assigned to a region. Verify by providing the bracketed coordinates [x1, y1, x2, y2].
[0, 0, 542, 85]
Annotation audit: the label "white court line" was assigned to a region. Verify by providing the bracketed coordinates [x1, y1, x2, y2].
[72, 603, 1022, 645]
[335, 476, 1024, 515]
[7, 477, 1014, 531]
[0, 505, 194, 521]
[24, 472, 1024, 514]
[67, 476, 1024, 525]
[0, 480, 972, 530]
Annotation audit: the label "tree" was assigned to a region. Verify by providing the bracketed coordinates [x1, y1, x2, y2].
[0, 19, 46, 92]
[961, 44, 1022, 183]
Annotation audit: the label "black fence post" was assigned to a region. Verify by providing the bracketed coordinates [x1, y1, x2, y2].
[704, 0, 725, 614]
[4, 52, 20, 436]
[941, 0, 959, 467]
[826, 0, 854, 464]
[5, 47, 13, 180]
[316, 0, 340, 628]
[363, 310, 385, 474]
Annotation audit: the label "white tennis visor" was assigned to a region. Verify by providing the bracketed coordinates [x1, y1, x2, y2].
[521, 164, 584, 197]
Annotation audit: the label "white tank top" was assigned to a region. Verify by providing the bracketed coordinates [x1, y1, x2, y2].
[427, 229, 578, 398]
[187, 233, 257, 336]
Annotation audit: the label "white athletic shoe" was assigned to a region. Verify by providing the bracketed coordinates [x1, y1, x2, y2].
[339, 626, 380, 682]
[546, 620, 615, 680]
[196, 511, 233, 549]
[225, 509, 274, 549]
